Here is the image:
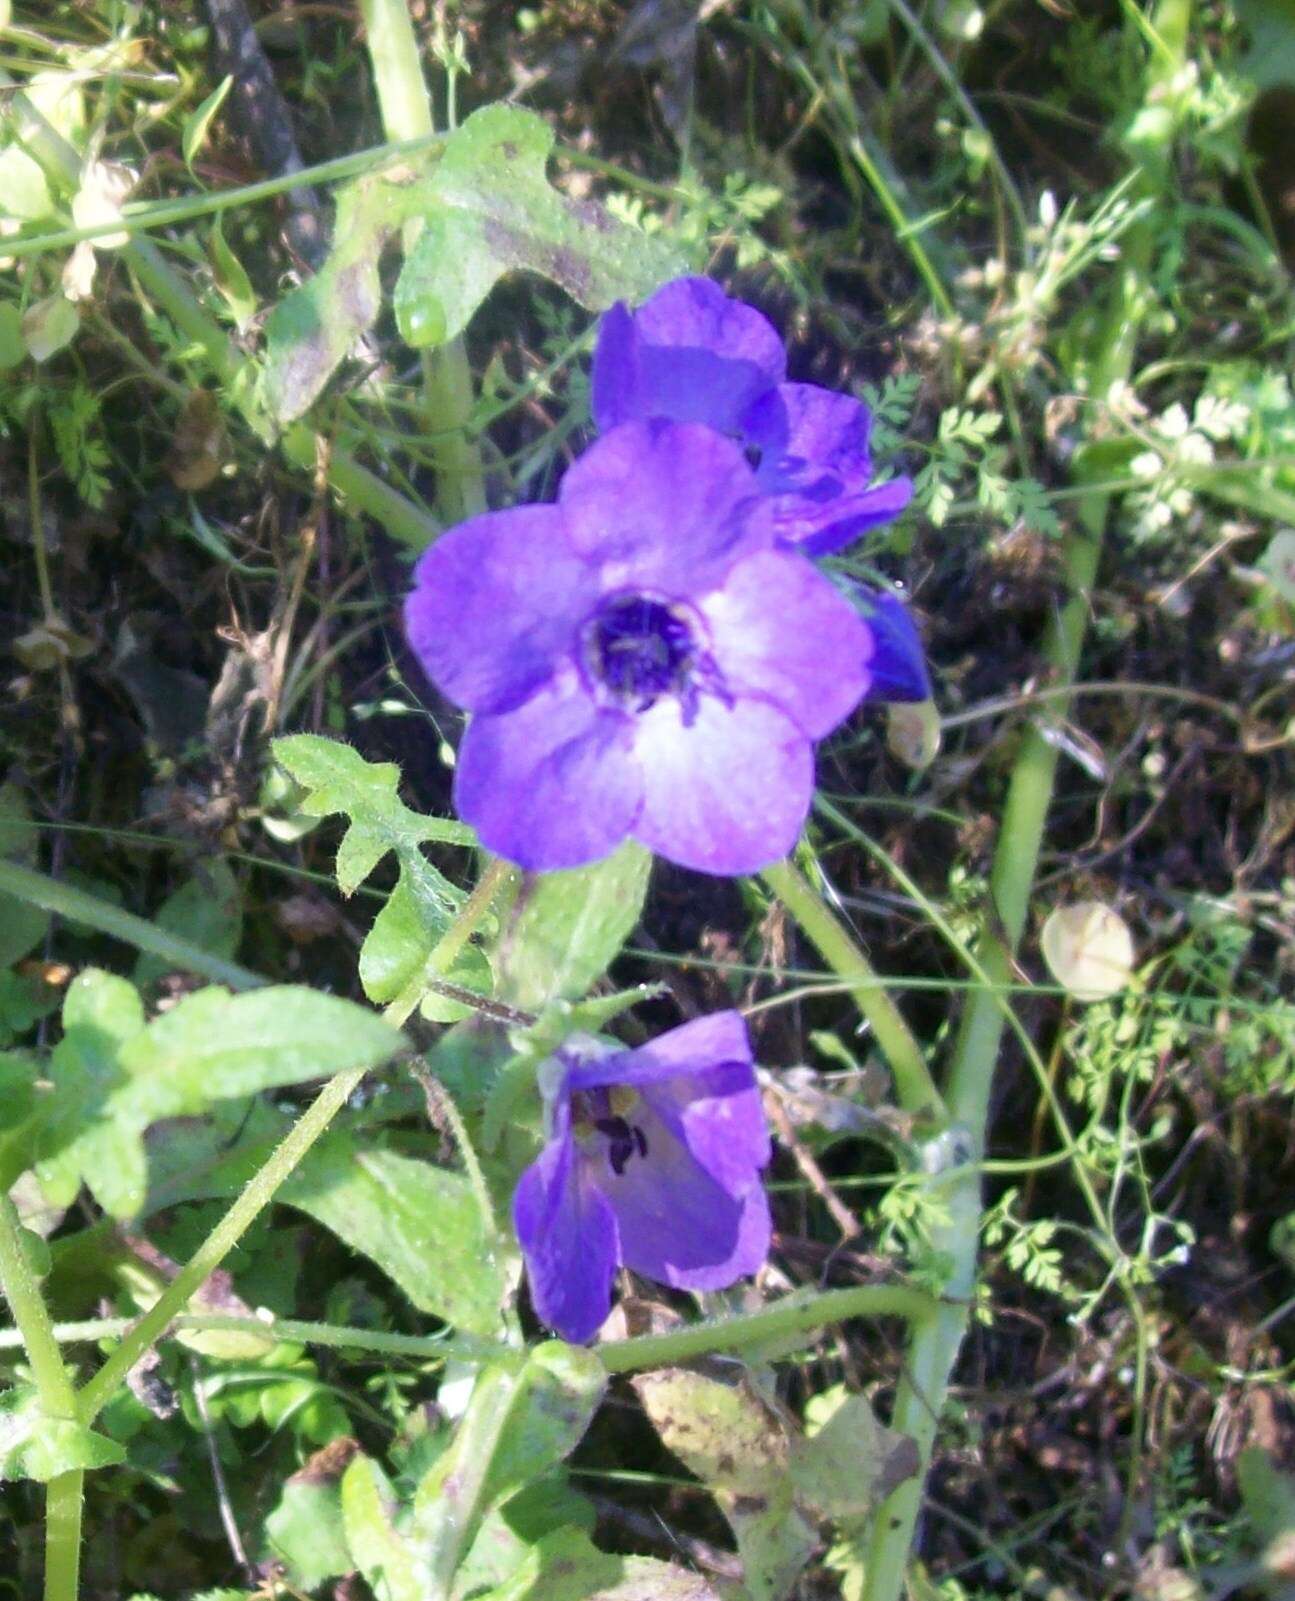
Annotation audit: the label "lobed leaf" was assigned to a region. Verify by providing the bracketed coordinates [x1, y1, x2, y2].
[393, 104, 686, 350]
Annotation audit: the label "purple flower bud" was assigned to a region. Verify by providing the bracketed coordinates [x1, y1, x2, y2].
[592, 276, 911, 555]
[513, 1012, 771, 1344]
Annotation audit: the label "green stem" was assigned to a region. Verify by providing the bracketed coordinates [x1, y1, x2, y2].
[76, 1065, 368, 1424]
[598, 1284, 937, 1374]
[760, 858, 942, 1120]
[859, 7, 1193, 1599]
[360, 0, 486, 529]
[383, 857, 516, 1029]
[0, 1312, 505, 1364]
[0, 859, 267, 990]
[0, 1197, 82, 1601]
[43, 1473, 84, 1601]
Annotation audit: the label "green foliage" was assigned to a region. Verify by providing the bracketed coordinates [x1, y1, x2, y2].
[272, 734, 472, 1003]
[32, 968, 400, 1219]
[493, 842, 652, 1010]
[281, 1133, 505, 1335]
[394, 104, 686, 349]
[0, 1388, 125, 1481]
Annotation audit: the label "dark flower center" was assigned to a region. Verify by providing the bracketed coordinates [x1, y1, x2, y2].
[572, 1086, 651, 1176]
[584, 593, 698, 709]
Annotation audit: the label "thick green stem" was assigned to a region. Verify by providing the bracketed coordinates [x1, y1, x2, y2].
[0, 1197, 82, 1601]
[599, 1284, 937, 1374]
[360, 0, 486, 529]
[76, 1065, 369, 1424]
[761, 858, 942, 1120]
[859, 7, 1193, 1598]
[0, 859, 267, 991]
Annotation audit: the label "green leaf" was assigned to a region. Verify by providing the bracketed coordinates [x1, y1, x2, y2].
[272, 737, 470, 952]
[135, 857, 243, 988]
[262, 171, 425, 425]
[0, 144, 53, 220]
[495, 842, 650, 1009]
[208, 217, 258, 330]
[0, 1388, 126, 1481]
[476, 1343, 606, 1509]
[341, 1454, 428, 1601]
[117, 985, 401, 1106]
[182, 73, 232, 171]
[394, 104, 686, 350]
[634, 1369, 816, 1601]
[282, 1133, 505, 1334]
[475, 1527, 620, 1601]
[586, 1559, 723, 1600]
[0, 303, 26, 371]
[22, 293, 79, 363]
[0, 781, 51, 966]
[36, 969, 149, 1218]
[36, 973, 400, 1219]
[1235, 0, 1295, 89]
[795, 1386, 919, 1520]
[263, 1445, 357, 1587]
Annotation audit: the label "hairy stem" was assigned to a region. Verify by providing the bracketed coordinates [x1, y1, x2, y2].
[0, 1197, 82, 1601]
[761, 858, 943, 1120]
[360, 0, 486, 528]
[859, 7, 1194, 1598]
[76, 1064, 371, 1423]
[599, 1283, 938, 1374]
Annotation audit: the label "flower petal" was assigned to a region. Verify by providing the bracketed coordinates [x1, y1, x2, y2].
[593, 277, 786, 434]
[568, 1012, 753, 1092]
[631, 694, 813, 874]
[854, 588, 931, 702]
[405, 506, 595, 714]
[743, 383, 912, 555]
[559, 420, 772, 592]
[699, 549, 871, 739]
[455, 674, 642, 871]
[601, 1092, 770, 1292]
[514, 1120, 620, 1344]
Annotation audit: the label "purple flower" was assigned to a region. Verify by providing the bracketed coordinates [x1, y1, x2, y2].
[592, 275, 912, 556]
[512, 1012, 771, 1344]
[850, 586, 931, 703]
[405, 418, 871, 875]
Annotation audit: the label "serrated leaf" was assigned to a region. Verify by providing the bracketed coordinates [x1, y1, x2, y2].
[0, 781, 51, 966]
[495, 842, 650, 1009]
[118, 985, 401, 1106]
[282, 1133, 504, 1334]
[0, 1389, 126, 1482]
[393, 103, 685, 349]
[272, 737, 470, 948]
